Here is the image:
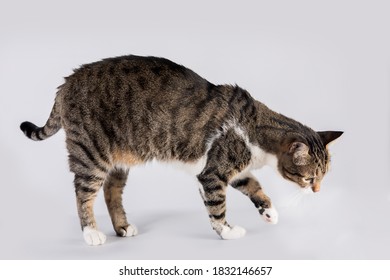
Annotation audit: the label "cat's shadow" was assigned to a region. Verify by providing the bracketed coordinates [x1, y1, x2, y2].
[135, 211, 173, 234]
[125, 209, 214, 241]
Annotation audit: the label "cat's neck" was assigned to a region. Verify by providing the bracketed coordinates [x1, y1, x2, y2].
[214, 85, 318, 156]
[251, 101, 318, 155]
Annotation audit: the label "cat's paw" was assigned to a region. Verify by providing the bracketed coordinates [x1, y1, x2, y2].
[116, 224, 138, 237]
[259, 206, 279, 224]
[83, 226, 107, 246]
[220, 225, 246, 240]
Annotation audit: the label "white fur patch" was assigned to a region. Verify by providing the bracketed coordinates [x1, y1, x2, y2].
[260, 206, 279, 224]
[220, 225, 246, 240]
[171, 156, 207, 176]
[220, 122, 279, 183]
[83, 226, 106, 246]
[227, 120, 278, 171]
[247, 141, 278, 170]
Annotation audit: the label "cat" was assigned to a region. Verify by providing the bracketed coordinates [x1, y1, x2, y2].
[20, 55, 343, 246]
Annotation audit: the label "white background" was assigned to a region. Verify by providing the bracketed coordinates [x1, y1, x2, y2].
[0, 0, 389, 259]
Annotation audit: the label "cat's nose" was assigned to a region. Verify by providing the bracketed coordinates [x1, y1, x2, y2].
[312, 183, 320, 192]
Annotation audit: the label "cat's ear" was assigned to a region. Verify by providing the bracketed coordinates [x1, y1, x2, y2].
[289, 142, 311, 166]
[317, 131, 343, 147]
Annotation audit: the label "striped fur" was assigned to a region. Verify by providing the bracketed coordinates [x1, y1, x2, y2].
[20, 55, 343, 245]
[20, 101, 61, 141]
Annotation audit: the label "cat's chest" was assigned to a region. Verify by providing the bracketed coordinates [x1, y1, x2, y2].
[247, 142, 278, 170]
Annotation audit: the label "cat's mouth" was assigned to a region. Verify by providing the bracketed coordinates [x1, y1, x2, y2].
[301, 184, 320, 194]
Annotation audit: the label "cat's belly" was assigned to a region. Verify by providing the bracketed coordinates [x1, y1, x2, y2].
[169, 156, 208, 176]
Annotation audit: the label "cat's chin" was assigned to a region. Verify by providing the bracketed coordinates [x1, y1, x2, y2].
[301, 187, 314, 195]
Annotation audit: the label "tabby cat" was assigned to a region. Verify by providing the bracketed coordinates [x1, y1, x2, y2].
[20, 55, 342, 245]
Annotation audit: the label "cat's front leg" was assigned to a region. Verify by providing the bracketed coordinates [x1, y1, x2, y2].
[197, 132, 251, 240]
[197, 178, 246, 240]
[231, 172, 278, 224]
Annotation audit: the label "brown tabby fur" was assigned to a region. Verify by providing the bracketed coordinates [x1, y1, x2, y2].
[20, 55, 342, 244]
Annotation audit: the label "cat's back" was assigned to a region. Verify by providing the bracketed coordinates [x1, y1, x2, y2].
[59, 55, 228, 125]
[62, 55, 208, 99]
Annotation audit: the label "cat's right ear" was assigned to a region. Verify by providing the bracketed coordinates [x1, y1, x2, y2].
[317, 131, 344, 147]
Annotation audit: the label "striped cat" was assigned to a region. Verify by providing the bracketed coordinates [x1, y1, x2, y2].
[20, 55, 342, 245]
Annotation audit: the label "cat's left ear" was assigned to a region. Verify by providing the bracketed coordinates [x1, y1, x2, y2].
[317, 131, 344, 147]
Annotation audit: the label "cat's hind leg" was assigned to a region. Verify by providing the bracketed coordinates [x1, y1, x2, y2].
[103, 168, 138, 237]
[73, 172, 107, 246]
[230, 172, 278, 224]
[67, 138, 111, 246]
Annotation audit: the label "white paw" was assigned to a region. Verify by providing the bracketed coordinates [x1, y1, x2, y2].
[118, 224, 138, 237]
[83, 226, 106, 246]
[220, 225, 246, 240]
[260, 206, 279, 224]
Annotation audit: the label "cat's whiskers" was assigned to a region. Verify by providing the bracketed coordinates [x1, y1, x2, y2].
[281, 187, 314, 208]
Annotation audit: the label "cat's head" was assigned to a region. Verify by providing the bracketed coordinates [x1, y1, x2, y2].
[277, 131, 343, 192]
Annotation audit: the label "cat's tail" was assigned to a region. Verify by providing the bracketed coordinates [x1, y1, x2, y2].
[20, 98, 62, 141]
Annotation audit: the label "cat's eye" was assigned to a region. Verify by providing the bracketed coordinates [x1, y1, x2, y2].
[303, 178, 314, 184]
[284, 169, 301, 177]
